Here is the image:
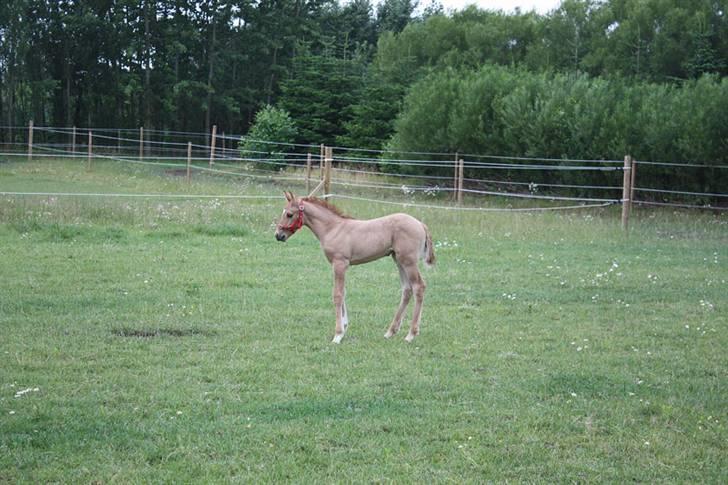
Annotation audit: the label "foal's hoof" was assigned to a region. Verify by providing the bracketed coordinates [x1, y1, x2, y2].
[332, 334, 344, 344]
[384, 330, 394, 339]
[404, 332, 417, 343]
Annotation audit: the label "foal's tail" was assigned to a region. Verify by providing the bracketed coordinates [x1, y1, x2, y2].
[422, 223, 436, 268]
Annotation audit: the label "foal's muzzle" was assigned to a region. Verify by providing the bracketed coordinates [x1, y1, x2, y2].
[275, 232, 287, 242]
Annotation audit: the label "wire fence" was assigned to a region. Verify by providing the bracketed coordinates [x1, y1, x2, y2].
[1, 124, 727, 216]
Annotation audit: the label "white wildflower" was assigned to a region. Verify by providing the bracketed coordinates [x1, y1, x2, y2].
[14, 387, 39, 398]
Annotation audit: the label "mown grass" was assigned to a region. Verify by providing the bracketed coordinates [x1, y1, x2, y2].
[0, 158, 726, 482]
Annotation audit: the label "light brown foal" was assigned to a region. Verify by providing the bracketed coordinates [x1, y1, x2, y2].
[275, 192, 435, 343]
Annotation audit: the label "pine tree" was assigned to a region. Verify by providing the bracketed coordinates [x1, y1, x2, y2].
[278, 50, 365, 146]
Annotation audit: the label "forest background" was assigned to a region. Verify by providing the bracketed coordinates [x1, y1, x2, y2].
[1, 0, 727, 193]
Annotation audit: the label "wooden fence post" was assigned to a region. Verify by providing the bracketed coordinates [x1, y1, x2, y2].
[117, 129, 121, 153]
[187, 141, 192, 184]
[306, 152, 312, 194]
[27, 120, 33, 161]
[457, 158, 464, 205]
[87, 131, 93, 171]
[209, 124, 217, 167]
[139, 127, 144, 160]
[621, 155, 633, 231]
[71, 126, 76, 154]
[629, 158, 637, 216]
[221, 131, 225, 154]
[320, 143, 325, 180]
[453, 152, 459, 201]
[324, 146, 333, 195]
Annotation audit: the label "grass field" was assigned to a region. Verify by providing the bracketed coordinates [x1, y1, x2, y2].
[1, 158, 726, 482]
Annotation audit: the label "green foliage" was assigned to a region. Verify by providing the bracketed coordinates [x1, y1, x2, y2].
[376, 0, 417, 34]
[684, 27, 727, 78]
[386, 69, 462, 158]
[336, 70, 405, 153]
[373, 0, 728, 80]
[388, 64, 728, 197]
[278, 51, 366, 146]
[337, 30, 428, 155]
[319, 0, 378, 53]
[240, 105, 297, 168]
[0, 0, 380, 134]
[2, 0, 727, 200]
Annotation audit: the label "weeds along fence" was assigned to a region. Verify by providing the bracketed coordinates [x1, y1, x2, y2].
[2, 123, 727, 229]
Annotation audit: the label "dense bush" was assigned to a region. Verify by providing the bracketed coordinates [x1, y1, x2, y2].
[239, 105, 297, 170]
[386, 65, 728, 201]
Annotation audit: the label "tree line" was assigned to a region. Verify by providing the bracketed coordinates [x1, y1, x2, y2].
[1, 0, 420, 138]
[2, 0, 727, 196]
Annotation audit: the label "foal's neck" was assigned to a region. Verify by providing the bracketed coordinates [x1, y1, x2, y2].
[302, 200, 347, 241]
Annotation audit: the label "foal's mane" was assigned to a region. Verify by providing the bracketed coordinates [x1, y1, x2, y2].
[302, 196, 353, 219]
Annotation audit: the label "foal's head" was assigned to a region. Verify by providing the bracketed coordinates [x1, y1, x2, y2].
[275, 191, 304, 242]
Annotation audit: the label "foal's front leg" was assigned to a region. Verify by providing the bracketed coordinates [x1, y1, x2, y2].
[331, 259, 349, 344]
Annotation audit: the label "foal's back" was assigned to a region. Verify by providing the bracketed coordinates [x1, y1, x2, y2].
[338, 213, 427, 265]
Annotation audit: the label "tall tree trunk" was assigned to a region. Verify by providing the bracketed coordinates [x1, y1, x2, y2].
[0, 72, 4, 143]
[64, 39, 72, 127]
[573, 23, 580, 71]
[144, 0, 152, 130]
[636, 28, 641, 76]
[206, 13, 216, 140]
[266, 46, 278, 105]
[74, 83, 83, 128]
[7, 76, 14, 142]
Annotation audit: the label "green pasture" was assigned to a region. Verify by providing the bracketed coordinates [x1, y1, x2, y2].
[1, 159, 726, 482]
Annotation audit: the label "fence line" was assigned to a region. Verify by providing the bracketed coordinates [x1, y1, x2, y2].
[14, 124, 719, 166]
[224, 133, 319, 150]
[634, 187, 728, 198]
[3, 124, 726, 221]
[331, 167, 620, 191]
[23, 124, 627, 166]
[635, 160, 728, 169]
[332, 153, 623, 170]
[328, 178, 620, 203]
[324, 194, 617, 212]
[21, 142, 623, 172]
[635, 200, 728, 210]
[0, 151, 714, 208]
[331, 143, 624, 165]
[463, 178, 621, 191]
[6, 122, 721, 168]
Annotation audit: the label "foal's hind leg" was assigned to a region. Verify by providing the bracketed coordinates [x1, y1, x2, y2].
[403, 263, 426, 343]
[385, 260, 412, 339]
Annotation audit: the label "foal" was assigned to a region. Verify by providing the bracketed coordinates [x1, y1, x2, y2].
[275, 192, 435, 343]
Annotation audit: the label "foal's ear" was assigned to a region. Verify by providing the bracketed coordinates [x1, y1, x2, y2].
[284, 191, 295, 202]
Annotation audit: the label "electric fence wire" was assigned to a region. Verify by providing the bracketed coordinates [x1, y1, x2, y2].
[635, 200, 728, 210]
[324, 193, 617, 212]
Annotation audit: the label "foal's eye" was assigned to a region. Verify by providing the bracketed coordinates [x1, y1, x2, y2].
[286, 212, 293, 218]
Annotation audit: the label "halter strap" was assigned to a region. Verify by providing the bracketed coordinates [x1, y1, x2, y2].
[278, 203, 305, 233]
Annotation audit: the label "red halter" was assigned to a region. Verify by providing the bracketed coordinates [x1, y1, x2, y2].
[278, 203, 305, 233]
